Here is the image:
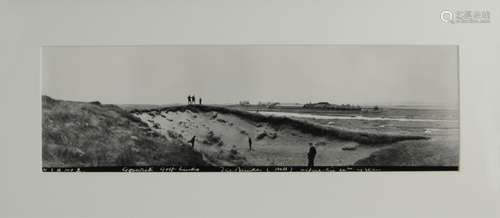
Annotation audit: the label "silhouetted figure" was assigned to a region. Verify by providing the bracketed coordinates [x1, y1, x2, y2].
[199, 98, 202, 105]
[248, 136, 252, 151]
[189, 136, 196, 148]
[307, 143, 317, 167]
[192, 95, 196, 105]
[187, 95, 191, 105]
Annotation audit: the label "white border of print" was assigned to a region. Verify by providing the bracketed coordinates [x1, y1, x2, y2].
[1, 1, 500, 217]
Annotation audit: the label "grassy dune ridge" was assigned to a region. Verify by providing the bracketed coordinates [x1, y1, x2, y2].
[131, 105, 430, 145]
[42, 96, 207, 167]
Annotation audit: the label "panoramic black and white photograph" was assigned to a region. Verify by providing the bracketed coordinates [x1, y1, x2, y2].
[42, 45, 459, 172]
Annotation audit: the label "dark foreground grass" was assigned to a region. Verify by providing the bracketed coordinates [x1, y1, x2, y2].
[42, 96, 208, 167]
[132, 105, 429, 145]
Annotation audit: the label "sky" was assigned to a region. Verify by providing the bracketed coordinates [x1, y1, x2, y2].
[42, 45, 459, 107]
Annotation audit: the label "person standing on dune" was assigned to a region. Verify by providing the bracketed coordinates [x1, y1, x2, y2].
[199, 98, 202, 105]
[248, 136, 252, 151]
[192, 95, 196, 105]
[307, 143, 317, 167]
[189, 136, 196, 148]
[187, 95, 191, 105]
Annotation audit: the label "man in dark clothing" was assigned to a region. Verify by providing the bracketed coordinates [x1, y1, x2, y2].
[189, 136, 196, 148]
[187, 95, 191, 104]
[199, 98, 202, 105]
[307, 143, 317, 167]
[248, 136, 252, 151]
[192, 95, 196, 105]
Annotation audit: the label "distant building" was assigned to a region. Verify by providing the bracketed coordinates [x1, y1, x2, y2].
[278, 102, 304, 108]
[239, 101, 250, 106]
[303, 102, 331, 109]
[258, 102, 280, 108]
[267, 102, 280, 108]
[303, 102, 362, 111]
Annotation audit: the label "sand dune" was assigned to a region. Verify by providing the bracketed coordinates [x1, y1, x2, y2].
[42, 96, 207, 167]
[133, 105, 429, 166]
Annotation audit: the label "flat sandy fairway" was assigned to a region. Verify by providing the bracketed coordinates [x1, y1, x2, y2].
[355, 128, 459, 166]
[134, 106, 427, 166]
[308, 114, 459, 166]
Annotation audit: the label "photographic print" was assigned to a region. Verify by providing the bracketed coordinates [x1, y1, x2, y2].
[42, 45, 459, 172]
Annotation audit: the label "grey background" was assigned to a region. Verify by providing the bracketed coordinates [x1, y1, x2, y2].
[2, 0, 500, 217]
[42, 45, 458, 107]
